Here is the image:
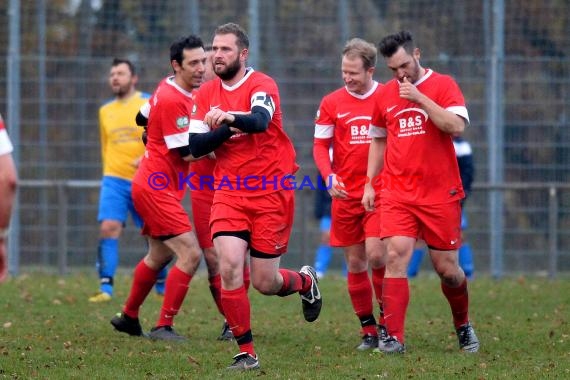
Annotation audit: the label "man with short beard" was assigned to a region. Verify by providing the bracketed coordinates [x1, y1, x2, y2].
[189, 23, 322, 371]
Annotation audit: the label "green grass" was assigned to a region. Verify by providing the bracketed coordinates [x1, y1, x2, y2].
[0, 271, 569, 379]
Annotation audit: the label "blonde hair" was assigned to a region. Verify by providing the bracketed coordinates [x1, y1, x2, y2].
[342, 38, 377, 70]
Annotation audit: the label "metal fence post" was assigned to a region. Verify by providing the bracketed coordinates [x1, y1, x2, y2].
[57, 182, 68, 275]
[548, 185, 558, 279]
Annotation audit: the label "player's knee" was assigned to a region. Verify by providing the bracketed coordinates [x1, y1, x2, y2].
[99, 220, 122, 238]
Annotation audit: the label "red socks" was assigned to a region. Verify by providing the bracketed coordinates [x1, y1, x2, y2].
[441, 278, 469, 329]
[372, 267, 386, 325]
[156, 265, 192, 327]
[123, 260, 160, 318]
[276, 269, 305, 296]
[382, 277, 409, 343]
[209, 274, 224, 315]
[221, 285, 254, 356]
[347, 271, 375, 335]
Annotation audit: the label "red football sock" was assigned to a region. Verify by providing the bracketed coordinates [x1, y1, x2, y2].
[156, 265, 192, 327]
[441, 278, 469, 329]
[243, 265, 251, 291]
[347, 271, 375, 335]
[221, 286, 255, 356]
[372, 266, 386, 325]
[123, 260, 159, 318]
[276, 269, 305, 296]
[208, 274, 224, 316]
[382, 277, 409, 343]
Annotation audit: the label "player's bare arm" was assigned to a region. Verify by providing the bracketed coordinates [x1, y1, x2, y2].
[362, 137, 385, 211]
[400, 77, 465, 135]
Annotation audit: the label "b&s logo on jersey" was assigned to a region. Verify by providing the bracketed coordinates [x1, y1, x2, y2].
[191, 104, 197, 115]
[176, 116, 190, 129]
[348, 116, 372, 145]
[395, 108, 428, 138]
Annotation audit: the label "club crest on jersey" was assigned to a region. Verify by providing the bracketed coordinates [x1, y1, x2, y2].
[176, 116, 190, 129]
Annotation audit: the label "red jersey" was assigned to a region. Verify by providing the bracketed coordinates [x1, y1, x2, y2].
[369, 69, 468, 205]
[314, 81, 384, 198]
[189, 156, 216, 191]
[189, 69, 298, 196]
[133, 77, 193, 200]
[0, 113, 13, 156]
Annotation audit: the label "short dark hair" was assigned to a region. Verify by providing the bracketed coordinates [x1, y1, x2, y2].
[170, 34, 204, 65]
[378, 30, 415, 58]
[111, 58, 136, 75]
[214, 23, 249, 50]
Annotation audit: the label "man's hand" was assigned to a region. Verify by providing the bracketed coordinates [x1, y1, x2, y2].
[399, 76, 423, 103]
[327, 174, 348, 199]
[361, 183, 376, 212]
[204, 108, 235, 129]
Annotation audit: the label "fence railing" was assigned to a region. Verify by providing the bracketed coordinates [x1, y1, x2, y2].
[8, 180, 570, 278]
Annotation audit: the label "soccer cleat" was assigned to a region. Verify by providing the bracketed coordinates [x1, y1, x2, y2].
[89, 292, 112, 303]
[148, 325, 186, 341]
[456, 322, 480, 353]
[377, 336, 406, 354]
[217, 320, 234, 341]
[356, 334, 379, 351]
[226, 352, 260, 370]
[299, 265, 322, 322]
[378, 324, 388, 341]
[110, 312, 145, 337]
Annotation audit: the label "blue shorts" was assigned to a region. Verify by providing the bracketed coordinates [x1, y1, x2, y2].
[319, 216, 331, 232]
[98, 176, 143, 228]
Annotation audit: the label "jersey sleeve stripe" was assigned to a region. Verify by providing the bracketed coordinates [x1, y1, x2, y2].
[314, 124, 334, 138]
[368, 125, 387, 138]
[447, 106, 470, 124]
[0, 129, 14, 155]
[189, 119, 210, 133]
[164, 132, 190, 149]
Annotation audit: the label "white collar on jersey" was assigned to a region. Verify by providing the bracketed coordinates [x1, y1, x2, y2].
[221, 67, 255, 92]
[345, 80, 379, 100]
[166, 76, 193, 98]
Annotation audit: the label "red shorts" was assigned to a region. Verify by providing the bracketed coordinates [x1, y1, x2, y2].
[210, 190, 294, 255]
[190, 189, 215, 249]
[331, 197, 381, 247]
[132, 182, 192, 238]
[380, 198, 461, 251]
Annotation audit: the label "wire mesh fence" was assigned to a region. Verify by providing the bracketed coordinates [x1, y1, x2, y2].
[1, 0, 569, 275]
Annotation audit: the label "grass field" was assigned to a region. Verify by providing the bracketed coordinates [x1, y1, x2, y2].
[0, 270, 569, 379]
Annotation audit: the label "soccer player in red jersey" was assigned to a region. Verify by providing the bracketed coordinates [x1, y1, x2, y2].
[188, 46, 250, 341]
[362, 30, 479, 353]
[0, 113, 17, 283]
[313, 38, 387, 351]
[189, 23, 322, 371]
[110, 35, 207, 340]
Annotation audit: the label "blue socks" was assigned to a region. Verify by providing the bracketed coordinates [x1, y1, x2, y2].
[97, 238, 119, 295]
[407, 248, 425, 278]
[314, 244, 333, 277]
